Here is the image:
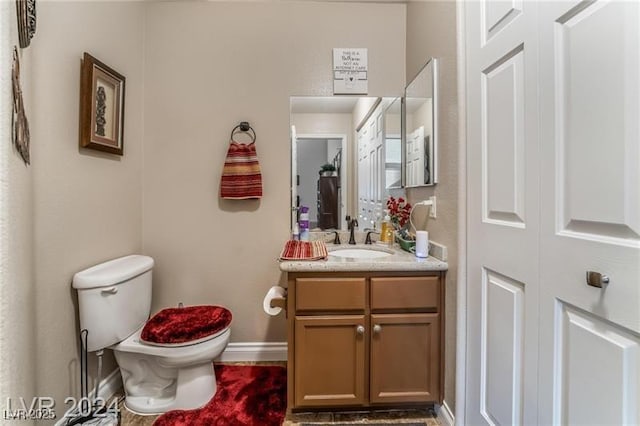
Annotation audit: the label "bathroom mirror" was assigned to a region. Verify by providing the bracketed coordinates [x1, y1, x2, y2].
[405, 58, 438, 187]
[384, 97, 403, 190]
[290, 96, 399, 231]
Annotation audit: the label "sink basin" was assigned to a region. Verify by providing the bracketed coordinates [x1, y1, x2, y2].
[329, 248, 393, 259]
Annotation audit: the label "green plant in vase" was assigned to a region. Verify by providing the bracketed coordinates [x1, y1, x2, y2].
[319, 163, 337, 176]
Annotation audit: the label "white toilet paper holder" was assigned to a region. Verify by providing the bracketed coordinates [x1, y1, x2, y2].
[264, 286, 288, 317]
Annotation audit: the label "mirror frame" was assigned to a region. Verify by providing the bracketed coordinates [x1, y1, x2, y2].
[404, 57, 438, 188]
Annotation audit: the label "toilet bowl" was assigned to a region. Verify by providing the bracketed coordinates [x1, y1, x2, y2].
[72, 255, 232, 415]
[113, 325, 231, 414]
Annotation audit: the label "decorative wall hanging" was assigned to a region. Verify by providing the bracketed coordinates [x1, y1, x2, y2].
[12, 47, 30, 165]
[220, 122, 263, 199]
[79, 53, 126, 155]
[16, 0, 37, 48]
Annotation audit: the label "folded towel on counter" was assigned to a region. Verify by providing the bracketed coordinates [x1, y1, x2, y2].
[279, 240, 328, 261]
[220, 141, 263, 199]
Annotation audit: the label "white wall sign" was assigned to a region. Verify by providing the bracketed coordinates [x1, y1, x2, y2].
[333, 48, 368, 95]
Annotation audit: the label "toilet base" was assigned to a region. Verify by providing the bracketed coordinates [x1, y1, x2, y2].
[112, 324, 230, 414]
[122, 361, 216, 415]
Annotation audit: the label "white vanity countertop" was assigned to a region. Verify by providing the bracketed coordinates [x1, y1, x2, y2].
[278, 243, 448, 272]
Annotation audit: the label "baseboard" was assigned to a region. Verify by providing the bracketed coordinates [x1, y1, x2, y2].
[89, 368, 122, 401]
[216, 342, 288, 362]
[436, 400, 454, 426]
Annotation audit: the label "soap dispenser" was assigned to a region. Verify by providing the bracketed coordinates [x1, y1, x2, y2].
[299, 206, 310, 241]
[380, 210, 393, 245]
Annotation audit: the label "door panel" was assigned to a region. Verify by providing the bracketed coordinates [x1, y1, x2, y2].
[406, 126, 425, 187]
[482, 0, 523, 45]
[554, 303, 640, 425]
[466, 1, 540, 424]
[294, 315, 366, 407]
[482, 45, 526, 227]
[375, 140, 384, 218]
[554, 1, 640, 244]
[481, 269, 525, 426]
[357, 106, 385, 226]
[538, 1, 640, 425]
[370, 313, 440, 404]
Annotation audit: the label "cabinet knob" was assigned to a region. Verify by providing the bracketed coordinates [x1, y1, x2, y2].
[373, 324, 382, 334]
[356, 325, 365, 335]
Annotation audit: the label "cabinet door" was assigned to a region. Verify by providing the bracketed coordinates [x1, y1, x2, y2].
[295, 315, 366, 407]
[370, 313, 440, 404]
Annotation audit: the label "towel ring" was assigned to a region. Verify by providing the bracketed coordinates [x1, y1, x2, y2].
[230, 121, 256, 143]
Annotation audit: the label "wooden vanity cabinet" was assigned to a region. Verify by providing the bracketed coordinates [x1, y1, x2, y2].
[287, 272, 445, 412]
[369, 313, 440, 404]
[294, 315, 366, 407]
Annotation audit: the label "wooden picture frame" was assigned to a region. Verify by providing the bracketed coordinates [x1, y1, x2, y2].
[16, 0, 37, 48]
[79, 52, 125, 155]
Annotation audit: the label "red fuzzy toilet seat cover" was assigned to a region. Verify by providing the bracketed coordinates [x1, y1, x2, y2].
[141, 305, 232, 345]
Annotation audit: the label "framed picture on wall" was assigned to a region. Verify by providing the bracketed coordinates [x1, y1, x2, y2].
[16, 0, 37, 48]
[79, 52, 125, 155]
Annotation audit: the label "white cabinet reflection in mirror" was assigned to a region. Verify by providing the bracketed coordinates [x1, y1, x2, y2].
[406, 126, 428, 186]
[357, 102, 385, 228]
[405, 58, 438, 187]
[384, 97, 402, 190]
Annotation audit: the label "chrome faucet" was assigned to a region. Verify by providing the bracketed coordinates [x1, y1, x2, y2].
[346, 216, 358, 245]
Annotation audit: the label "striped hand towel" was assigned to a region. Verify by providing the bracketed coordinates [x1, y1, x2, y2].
[220, 141, 263, 199]
[279, 240, 328, 261]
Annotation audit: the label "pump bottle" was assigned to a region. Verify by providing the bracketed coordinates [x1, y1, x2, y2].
[380, 211, 393, 245]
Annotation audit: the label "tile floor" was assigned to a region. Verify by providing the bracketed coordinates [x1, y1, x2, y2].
[115, 362, 441, 426]
[283, 409, 440, 425]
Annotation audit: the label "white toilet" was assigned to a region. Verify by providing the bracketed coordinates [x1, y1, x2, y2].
[72, 255, 231, 415]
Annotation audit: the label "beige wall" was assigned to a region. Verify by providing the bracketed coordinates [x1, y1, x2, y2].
[406, 0, 459, 413]
[143, 1, 406, 343]
[353, 97, 381, 130]
[1, 0, 36, 415]
[28, 2, 145, 418]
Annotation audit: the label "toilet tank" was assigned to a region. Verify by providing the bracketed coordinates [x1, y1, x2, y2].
[73, 255, 154, 352]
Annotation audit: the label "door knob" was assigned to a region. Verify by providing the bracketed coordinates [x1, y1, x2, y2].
[356, 325, 365, 335]
[586, 271, 610, 288]
[373, 324, 382, 334]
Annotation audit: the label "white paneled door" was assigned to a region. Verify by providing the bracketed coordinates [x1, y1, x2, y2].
[466, 1, 640, 425]
[357, 106, 385, 228]
[406, 126, 426, 187]
[537, 1, 640, 425]
[466, 1, 540, 424]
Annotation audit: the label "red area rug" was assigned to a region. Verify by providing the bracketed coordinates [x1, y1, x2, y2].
[153, 364, 287, 426]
